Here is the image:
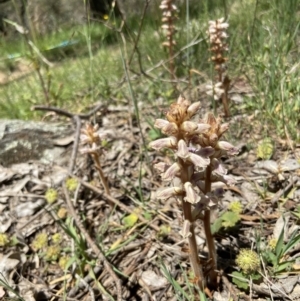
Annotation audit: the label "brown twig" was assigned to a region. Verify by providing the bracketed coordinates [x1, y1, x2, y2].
[33, 103, 105, 119]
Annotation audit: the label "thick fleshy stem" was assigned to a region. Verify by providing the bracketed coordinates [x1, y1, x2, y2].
[203, 164, 218, 286]
[180, 158, 205, 289]
[91, 153, 110, 196]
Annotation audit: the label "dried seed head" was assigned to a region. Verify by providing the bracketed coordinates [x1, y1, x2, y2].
[166, 96, 190, 125]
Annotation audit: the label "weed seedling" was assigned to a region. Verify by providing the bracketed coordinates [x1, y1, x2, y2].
[207, 18, 230, 116]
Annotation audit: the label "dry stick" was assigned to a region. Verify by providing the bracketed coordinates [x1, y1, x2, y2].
[203, 164, 218, 287]
[33, 103, 105, 120]
[62, 184, 122, 301]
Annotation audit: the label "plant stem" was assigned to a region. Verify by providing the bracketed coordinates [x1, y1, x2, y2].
[204, 164, 218, 286]
[182, 201, 205, 290]
[180, 159, 205, 290]
[92, 154, 112, 199]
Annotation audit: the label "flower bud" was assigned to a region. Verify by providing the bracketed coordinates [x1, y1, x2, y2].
[195, 123, 211, 134]
[217, 141, 239, 155]
[180, 121, 198, 133]
[187, 101, 201, 116]
[176, 139, 189, 160]
[184, 182, 201, 204]
[162, 162, 182, 181]
[189, 153, 210, 169]
[156, 186, 183, 200]
[149, 137, 177, 151]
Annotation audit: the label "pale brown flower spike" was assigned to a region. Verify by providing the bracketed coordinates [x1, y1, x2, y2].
[160, 0, 178, 79]
[80, 123, 111, 200]
[150, 95, 238, 291]
[207, 18, 231, 117]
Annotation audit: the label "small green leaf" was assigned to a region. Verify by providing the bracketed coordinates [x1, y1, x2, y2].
[263, 250, 277, 266]
[282, 231, 300, 255]
[251, 273, 262, 281]
[211, 217, 223, 234]
[256, 138, 274, 159]
[275, 226, 285, 258]
[232, 271, 249, 290]
[148, 128, 162, 140]
[221, 211, 240, 228]
[143, 211, 152, 220]
[275, 261, 293, 274]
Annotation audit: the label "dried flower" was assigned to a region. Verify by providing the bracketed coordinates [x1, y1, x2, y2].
[57, 207, 68, 219]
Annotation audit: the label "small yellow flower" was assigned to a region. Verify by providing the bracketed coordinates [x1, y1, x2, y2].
[268, 238, 277, 251]
[32, 233, 48, 250]
[52, 233, 62, 244]
[65, 178, 78, 192]
[59, 256, 70, 270]
[0, 233, 10, 247]
[236, 249, 260, 275]
[45, 188, 58, 204]
[45, 245, 61, 261]
[228, 201, 243, 214]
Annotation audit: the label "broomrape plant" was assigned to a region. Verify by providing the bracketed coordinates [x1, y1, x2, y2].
[150, 95, 239, 291]
[207, 18, 231, 116]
